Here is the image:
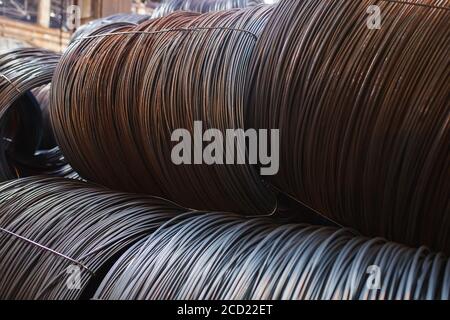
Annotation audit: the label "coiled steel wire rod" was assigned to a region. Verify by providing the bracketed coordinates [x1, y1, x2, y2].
[52, 7, 277, 214]
[247, 0, 450, 253]
[0, 177, 186, 300]
[95, 212, 450, 300]
[0, 48, 74, 181]
[32, 84, 55, 150]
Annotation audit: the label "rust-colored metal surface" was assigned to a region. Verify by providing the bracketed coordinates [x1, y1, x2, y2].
[52, 6, 277, 214]
[247, 0, 450, 253]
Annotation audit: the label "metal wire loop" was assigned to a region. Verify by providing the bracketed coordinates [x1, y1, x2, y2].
[0, 73, 21, 93]
[74, 26, 259, 42]
[0, 227, 94, 275]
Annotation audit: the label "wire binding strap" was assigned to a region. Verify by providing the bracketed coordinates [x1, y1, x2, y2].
[75, 26, 258, 42]
[0, 227, 95, 275]
[0, 73, 21, 93]
[379, 0, 450, 10]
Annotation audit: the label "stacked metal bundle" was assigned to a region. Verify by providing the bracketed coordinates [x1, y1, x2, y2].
[0, 0, 448, 301]
[0, 178, 448, 300]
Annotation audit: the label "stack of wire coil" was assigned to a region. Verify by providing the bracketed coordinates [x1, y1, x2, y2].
[0, 178, 447, 300]
[0, 0, 448, 301]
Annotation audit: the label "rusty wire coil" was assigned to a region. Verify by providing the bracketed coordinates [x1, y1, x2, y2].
[247, 0, 450, 253]
[94, 212, 450, 300]
[151, 0, 264, 18]
[0, 176, 186, 300]
[52, 6, 277, 214]
[0, 48, 75, 181]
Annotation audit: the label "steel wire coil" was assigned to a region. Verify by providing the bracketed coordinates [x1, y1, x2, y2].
[152, 0, 264, 18]
[0, 48, 75, 181]
[1, 92, 42, 167]
[24, 84, 80, 179]
[32, 84, 55, 150]
[247, 0, 450, 253]
[0, 176, 186, 300]
[51, 6, 277, 214]
[94, 212, 450, 300]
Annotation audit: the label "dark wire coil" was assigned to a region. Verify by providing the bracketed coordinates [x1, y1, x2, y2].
[151, 0, 264, 18]
[26, 83, 79, 179]
[94, 212, 450, 300]
[0, 176, 186, 300]
[247, 0, 450, 253]
[51, 6, 277, 214]
[32, 84, 55, 150]
[0, 48, 75, 181]
[1, 92, 42, 173]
